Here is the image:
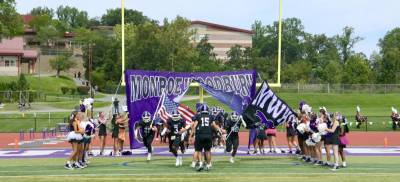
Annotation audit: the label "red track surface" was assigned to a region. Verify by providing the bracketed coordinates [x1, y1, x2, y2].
[1, 131, 399, 149]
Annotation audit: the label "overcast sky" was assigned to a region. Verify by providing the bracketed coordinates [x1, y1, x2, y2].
[15, 0, 400, 57]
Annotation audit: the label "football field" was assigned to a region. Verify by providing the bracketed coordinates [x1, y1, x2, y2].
[1, 155, 399, 182]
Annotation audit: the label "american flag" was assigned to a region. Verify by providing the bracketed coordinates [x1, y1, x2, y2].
[157, 94, 195, 125]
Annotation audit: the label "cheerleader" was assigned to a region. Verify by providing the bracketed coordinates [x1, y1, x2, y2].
[80, 117, 95, 166]
[303, 113, 316, 163]
[297, 113, 310, 162]
[309, 113, 323, 165]
[97, 111, 108, 156]
[285, 117, 299, 154]
[65, 112, 84, 170]
[111, 114, 120, 156]
[253, 121, 267, 154]
[117, 109, 129, 153]
[338, 113, 349, 167]
[324, 112, 341, 171]
[266, 122, 277, 153]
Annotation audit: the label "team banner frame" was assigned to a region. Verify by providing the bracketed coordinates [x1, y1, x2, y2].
[125, 70, 257, 149]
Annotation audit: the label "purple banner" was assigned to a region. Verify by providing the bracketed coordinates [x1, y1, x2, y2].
[125, 70, 257, 149]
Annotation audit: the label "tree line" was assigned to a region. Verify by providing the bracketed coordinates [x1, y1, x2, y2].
[1, 1, 399, 90]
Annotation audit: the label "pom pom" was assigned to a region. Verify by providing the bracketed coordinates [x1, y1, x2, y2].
[318, 123, 328, 135]
[296, 123, 306, 134]
[311, 133, 321, 142]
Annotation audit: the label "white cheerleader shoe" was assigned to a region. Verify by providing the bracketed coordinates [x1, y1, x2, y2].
[230, 157, 235, 163]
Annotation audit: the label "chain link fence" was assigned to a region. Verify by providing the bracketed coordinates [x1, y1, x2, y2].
[273, 83, 400, 94]
[0, 90, 87, 103]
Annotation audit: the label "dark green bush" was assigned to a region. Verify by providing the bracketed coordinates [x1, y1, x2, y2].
[61, 87, 69, 95]
[77, 86, 90, 95]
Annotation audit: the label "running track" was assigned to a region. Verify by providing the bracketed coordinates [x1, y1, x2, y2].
[1, 131, 399, 158]
[0, 146, 400, 159]
[1, 131, 399, 149]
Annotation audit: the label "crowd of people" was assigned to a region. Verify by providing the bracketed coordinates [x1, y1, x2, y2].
[293, 103, 350, 171]
[64, 100, 129, 170]
[64, 99, 351, 172]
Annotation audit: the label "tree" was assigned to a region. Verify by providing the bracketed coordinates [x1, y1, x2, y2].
[30, 6, 54, 18]
[88, 17, 101, 27]
[29, 15, 62, 46]
[29, 14, 53, 31]
[101, 8, 152, 26]
[283, 60, 312, 83]
[376, 28, 400, 83]
[322, 60, 342, 84]
[49, 54, 76, 77]
[194, 36, 221, 72]
[17, 74, 29, 91]
[342, 54, 371, 84]
[252, 18, 306, 64]
[56, 5, 89, 28]
[252, 20, 267, 49]
[196, 36, 216, 59]
[335, 26, 363, 64]
[226, 45, 245, 70]
[0, 0, 24, 39]
[303, 34, 340, 82]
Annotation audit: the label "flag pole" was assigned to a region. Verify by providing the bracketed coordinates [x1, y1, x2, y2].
[226, 118, 241, 140]
[151, 89, 165, 128]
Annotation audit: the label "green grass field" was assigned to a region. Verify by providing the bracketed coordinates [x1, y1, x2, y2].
[0, 75, 77, 94]
[0, 156, 399, 181]
[181, 93, 400, 132]
[182, 93, 400, 117]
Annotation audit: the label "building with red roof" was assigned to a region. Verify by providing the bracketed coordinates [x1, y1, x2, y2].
[190, 20, 253, 60]
[0, 37, 38, 76]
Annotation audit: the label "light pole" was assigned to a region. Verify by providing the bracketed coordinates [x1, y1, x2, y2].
[88, 43, 94, 118]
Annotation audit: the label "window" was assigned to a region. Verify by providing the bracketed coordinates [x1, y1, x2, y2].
[4, 60, 16, 67]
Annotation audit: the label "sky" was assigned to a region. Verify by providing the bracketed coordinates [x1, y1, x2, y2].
[15, 0, 400, 57]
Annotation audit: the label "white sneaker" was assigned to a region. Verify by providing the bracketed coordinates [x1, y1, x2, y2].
[190, 161, 196, 168]
[178, 156, 183, 166]
[230, 157, 235, 163]
[64, 163, 74, 170]
[175, 157, 180, 167]
[147, 153, 152, 161]
[331, 165, 339, 171]
[205, 164, 212, 171]
[342, 162, 347, 167]
[74, 162, 84, 169]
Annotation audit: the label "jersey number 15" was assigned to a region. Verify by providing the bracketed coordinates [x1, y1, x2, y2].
[201, 117, 209, 127]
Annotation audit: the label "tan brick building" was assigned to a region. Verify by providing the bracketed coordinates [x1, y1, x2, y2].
[190, 21, 253, 60]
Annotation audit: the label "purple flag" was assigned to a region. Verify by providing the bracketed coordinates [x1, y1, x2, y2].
[125, 70, 257, 149]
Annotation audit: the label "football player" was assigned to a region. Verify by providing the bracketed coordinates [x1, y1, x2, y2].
[225, 111, 246, 163]
[162, 110, 191, 166]
[135, 111, 157, 161]
[211, 107, 224, 148]
[190, 104, 226, 171]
